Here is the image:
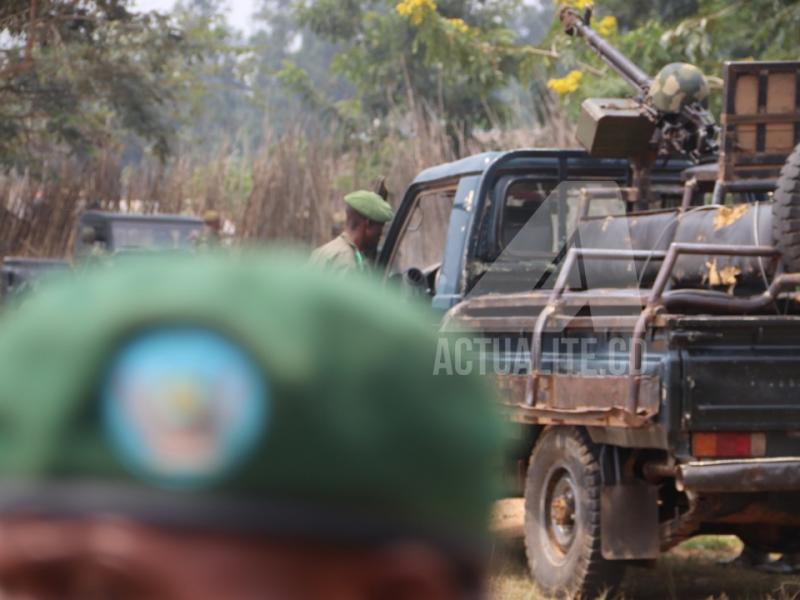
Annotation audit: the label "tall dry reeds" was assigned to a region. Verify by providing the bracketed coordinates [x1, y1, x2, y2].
[0, 109, 576, 258]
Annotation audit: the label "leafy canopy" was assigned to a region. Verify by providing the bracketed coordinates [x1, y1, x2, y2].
[0, 0, 191, 167]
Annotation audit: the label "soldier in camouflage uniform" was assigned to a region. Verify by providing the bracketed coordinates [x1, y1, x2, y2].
[311, 190, 394, 272]
[192, 210, 222, 248]
[77, 226, 109, 263]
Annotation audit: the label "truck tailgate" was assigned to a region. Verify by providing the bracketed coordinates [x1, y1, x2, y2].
[672, 316, 800, 431]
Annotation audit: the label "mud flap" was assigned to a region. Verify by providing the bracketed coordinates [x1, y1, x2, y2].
[601, 482, 660, 560]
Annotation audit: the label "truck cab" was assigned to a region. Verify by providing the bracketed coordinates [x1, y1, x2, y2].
[379, 149, 688, 308]
[75, 211, 203, 256]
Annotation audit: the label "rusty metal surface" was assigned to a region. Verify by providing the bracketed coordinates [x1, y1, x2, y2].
[504, 405, 650, 428]
[709, 499, 800, 526]
[448, 288, 649, 312]
[538, 374, 660, 414]
[601, 483, 660, 560]
[495, 373, 657, 427]
[449, 314, 642, 332]
[679, 458, 800, 493]
[659, 491, 716, 551]
[528, 248, 666, 407]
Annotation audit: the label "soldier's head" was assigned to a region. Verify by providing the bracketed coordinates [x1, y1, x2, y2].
[202, 210, 221, 234]
[343, 190, 394, 253]
[79, 226, 96, 246]
[648, 62, 710, 113]
[0, 253, 504, 599]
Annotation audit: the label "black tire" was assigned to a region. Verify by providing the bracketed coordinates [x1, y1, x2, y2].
[773, 143, 800, 272]
[523, 427, 623, 599]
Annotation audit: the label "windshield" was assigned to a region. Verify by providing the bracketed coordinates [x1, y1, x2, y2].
[388, 188, 455, 273]
[111, 221, 201, 251]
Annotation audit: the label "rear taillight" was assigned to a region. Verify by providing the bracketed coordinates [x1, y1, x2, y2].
[692, 432, 766, 458]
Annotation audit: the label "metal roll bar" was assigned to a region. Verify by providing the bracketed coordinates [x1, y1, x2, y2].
[626, 243, 783, 414]
[525, 242, 800, 417]
[526, 247, 667, 406]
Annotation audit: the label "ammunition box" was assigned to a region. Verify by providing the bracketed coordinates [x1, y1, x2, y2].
[577, 98, 655, 158]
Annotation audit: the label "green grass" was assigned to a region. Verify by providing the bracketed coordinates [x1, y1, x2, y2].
[678, 535, 742, 554]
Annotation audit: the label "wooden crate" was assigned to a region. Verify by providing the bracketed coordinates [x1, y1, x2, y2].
[720, 61, 800, 182]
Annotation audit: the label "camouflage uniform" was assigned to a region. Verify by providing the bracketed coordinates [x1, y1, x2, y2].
[310, 233, 365, 272]
[192, 209, 222, 248]
[192, 229, 221, 248]
[311, 190, 393, 273]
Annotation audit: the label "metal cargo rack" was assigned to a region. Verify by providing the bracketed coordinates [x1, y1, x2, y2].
[718, 61, 800, 190]
[446, 242, 800, 428]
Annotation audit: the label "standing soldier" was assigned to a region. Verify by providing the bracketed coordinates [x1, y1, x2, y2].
[77, 226, 108, 261]
[311, 190, 394, 272]
[0, 253, 504, 599]
[192, 209, 222, 248]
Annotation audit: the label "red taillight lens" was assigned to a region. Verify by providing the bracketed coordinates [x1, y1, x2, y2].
[692, 433, 766, 458]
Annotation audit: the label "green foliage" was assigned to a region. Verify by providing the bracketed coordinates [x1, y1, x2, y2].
[543, 0, 800, 119]
[4, 0, 799, 176]
[293, 0, 539, 135]
[0, 0, 195, 168]
[170, 0, 263, 156]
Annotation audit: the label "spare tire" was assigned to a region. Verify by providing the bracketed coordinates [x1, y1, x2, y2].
[773, 143, 800, 272]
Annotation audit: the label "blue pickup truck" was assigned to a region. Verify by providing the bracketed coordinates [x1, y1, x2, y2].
[376, 145, 800, 597]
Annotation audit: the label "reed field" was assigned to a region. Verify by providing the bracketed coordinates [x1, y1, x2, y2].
[0, 111, 575, 259]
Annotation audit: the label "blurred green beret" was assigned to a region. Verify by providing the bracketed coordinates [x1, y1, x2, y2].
[202, 209, 221, 225]
[0, 252, 503, 551]
[344, 190, 394, 223]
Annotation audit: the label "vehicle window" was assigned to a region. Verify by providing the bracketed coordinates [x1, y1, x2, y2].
[389, 189, 454, 273]
[498, 179, 626, 258]
[112, 222, 201, 250]
[501, 180, 557, 255]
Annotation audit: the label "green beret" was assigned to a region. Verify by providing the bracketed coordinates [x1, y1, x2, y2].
[0, 252, 504, 550]
[344, 190, 394, 223]
[202, 209, 221, 225]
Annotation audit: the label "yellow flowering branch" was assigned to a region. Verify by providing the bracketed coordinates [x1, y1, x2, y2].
[561, 0, 594, 9]
[595, 15, 617, 37]
[547, 69, 583, 95]
[396, 0, 437, 27]
[445, 18, 470, 35]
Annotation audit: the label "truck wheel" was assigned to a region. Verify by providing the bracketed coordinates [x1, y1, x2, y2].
[523, 427, 623, 598]
[773, 143, 800, 272]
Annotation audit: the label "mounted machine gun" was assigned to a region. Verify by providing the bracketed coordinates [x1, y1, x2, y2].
[560, 6, 719, 162]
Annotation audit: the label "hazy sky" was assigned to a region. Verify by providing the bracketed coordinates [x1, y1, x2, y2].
[131, 0, 258, 32]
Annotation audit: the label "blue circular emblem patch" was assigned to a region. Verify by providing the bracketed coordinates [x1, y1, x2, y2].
[103, 328, 267, 488]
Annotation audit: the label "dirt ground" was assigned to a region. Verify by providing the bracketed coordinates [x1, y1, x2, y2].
[489, 499, 800, 600]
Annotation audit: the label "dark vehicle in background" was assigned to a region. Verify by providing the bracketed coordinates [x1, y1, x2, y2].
[0, 257, 70, 302]
[378, 13, 800, 597]
[75, 211, 203, 256]
[2, 211, 203, 304]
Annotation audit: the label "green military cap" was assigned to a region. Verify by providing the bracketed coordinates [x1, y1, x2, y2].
[202, 209, 221, 225]
[344, 190, 394, 223]
[0, 252, 503, 553]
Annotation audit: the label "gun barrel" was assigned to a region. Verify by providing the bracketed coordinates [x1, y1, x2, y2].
[560, 8, 651, 93]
